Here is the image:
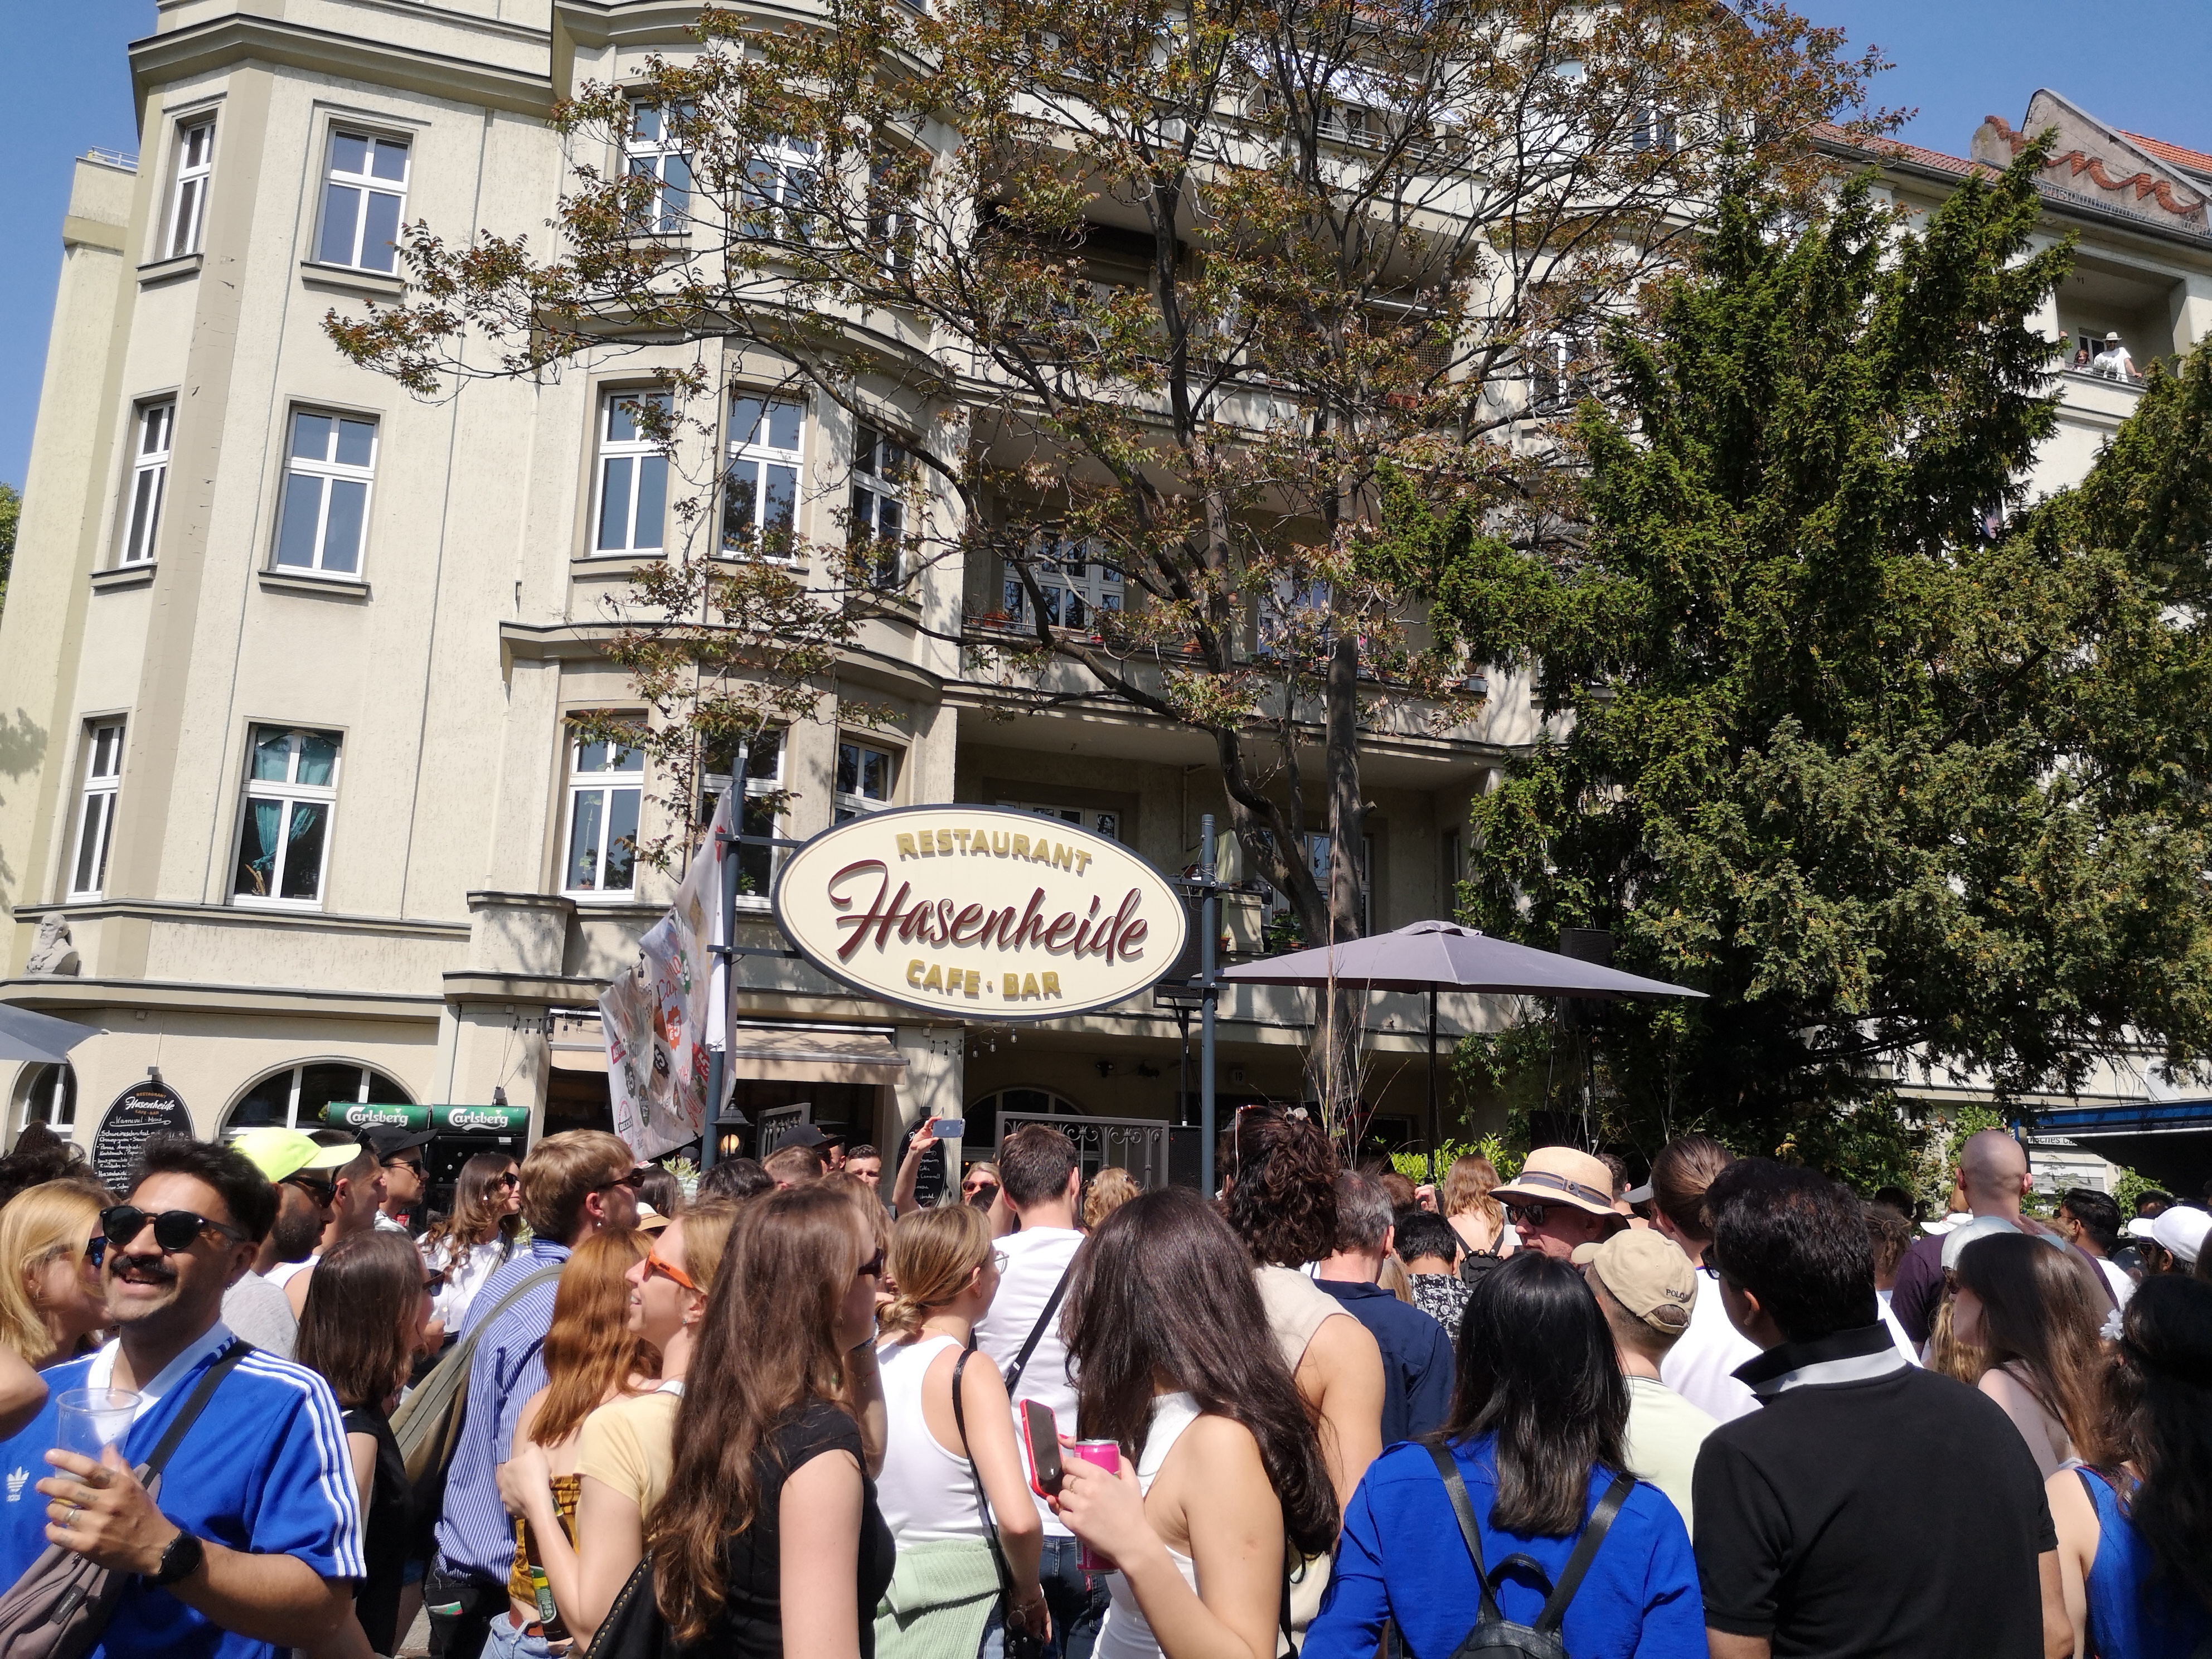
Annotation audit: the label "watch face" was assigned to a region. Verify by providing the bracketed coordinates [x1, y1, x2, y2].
[156, 1530, 205, 1585]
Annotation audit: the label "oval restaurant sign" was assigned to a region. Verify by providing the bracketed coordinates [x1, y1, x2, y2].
[774, 805, 1187, 1021]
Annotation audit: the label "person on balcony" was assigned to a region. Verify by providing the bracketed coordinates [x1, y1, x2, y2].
[2092, 329, 2140, 381]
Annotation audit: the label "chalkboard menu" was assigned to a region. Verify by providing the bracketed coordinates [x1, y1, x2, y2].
[91, 1081, 193, 1192]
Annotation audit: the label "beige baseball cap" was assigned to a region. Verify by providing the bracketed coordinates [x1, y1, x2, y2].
[1573, 1228, 1697, 1336]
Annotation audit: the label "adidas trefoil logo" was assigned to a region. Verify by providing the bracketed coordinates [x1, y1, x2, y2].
[4, 1468, 26, 1501]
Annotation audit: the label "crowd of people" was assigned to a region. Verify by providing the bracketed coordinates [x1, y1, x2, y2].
[0, 1108, 2205, 1659]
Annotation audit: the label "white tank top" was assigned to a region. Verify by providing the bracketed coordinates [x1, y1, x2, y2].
[873, 1333, 990, 1544]
[1094, 1392, 1202, 1659]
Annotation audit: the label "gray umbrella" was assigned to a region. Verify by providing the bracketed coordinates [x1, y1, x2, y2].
[0, 1002, 99, 1066]
[1219, 920, 1705, 1177]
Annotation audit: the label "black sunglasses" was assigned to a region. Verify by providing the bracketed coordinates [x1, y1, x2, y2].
[593, 1171, 646, 1194]
[285, 1173, 336, 1205]
[96, 1206, 248, 1257]
[382, 1155, 425, 1173]
[491, 1172, 520, 1190]
[1503, 1202, 1554, 1228]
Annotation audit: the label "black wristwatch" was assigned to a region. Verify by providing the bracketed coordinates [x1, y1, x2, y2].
[151, 1527, 205, 1588]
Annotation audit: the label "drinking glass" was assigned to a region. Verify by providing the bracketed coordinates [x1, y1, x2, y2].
[54, 1387, 140, 1484]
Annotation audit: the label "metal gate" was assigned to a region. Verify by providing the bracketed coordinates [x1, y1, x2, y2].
[756, 1102, 813, 1156]
[999, 1112, 1173, 1190]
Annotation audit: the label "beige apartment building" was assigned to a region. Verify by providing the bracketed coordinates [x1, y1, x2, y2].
[0, 0, 1537, 1178]
[1, 6, 2205, 1187]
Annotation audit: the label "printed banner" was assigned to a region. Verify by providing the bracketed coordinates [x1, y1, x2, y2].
[604, 789, 730, 1160]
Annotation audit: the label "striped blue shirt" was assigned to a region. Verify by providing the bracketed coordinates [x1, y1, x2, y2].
[433, 1238, 570, 1583]
[0, 1321, 362, 1659]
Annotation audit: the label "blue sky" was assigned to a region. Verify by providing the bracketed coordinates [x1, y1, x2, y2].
[3, 1, 2210, 487]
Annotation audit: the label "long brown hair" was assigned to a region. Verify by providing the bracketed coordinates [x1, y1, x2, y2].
[1440, 1156, 1503, 1233]
[648, 1185, 870, 1645]
[422, 1152, 522, 1257]
[528, 1230, 656, 1448]
[297, 1231, 425, 1409]
[1065, 1187, 1337, 1559]
[1957, 1231, 2111, 1455]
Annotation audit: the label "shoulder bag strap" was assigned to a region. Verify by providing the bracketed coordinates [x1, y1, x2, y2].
[142, 1339, 255, 1482]
[1001, 1262, 1074, 1395]
[1531, 1472, 1636, 1637]
[1424, 1439, 1505, 1629]
[952, 1343, 1021, 1603]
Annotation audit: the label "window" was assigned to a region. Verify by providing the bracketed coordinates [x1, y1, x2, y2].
[1257, 575, 1332, 657]
[275, 411, 377, 575]
[705, 730, 784, 897]
[998, 799, 1122, 841]
[166, 118, 215, 258]
[69, 721, 125, 899]
[723, 395, 804, 555]
[1629, 106, 1678, 156]
[833, 740, 895, 822]
[118, 401, 173, 566]
[1260, 831, 1374, 935]
[594, 392, 670, 554]
[233, 726, 341, 905]
[1003, 536, 1121, 628]
[1530, 331, 1594, 414]
[565, 738, 644, 896]
[742, 137, 818, 241]
[13, 1065, 77, 1136]
[869, 152, 914, 271]
[850, 426, 906, 586]
[224, 1063, 411, 1135]
[626, 103, 692, 235]
[316, 130, 410, 273]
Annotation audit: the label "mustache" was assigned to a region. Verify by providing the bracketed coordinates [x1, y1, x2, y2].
[109, 1254, 177, 1283]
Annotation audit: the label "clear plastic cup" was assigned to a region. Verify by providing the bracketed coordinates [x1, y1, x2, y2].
[1069, 1440, 1121, 1572]
[54, 1388, 139, 1484]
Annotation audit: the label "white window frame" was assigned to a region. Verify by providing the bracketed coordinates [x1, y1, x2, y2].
[232, 726, 342, 908]
[221, 1063, 409, 1136]
[833, 739, 896, 823]
[593, 391, 670, 555]
[742, 135, 818, 241]
[850, 425, 908, 586]
[1260, 831, 1374, 934]
[705, 730, 785, 901]
[1629, 105, 1678, 156]
[166, 117, 216, 258]
[68, 721, 125, 900]
[625, 101, 692, 236]
[314, 129, 411, 274]
[997, 799, 1122, 842]
[723, 394, 806, 556]
[1004, 535, 1121, 629]
[274, 410, 378, 576]
[14, 1065, 76, 1136]
[1530, 331, 1594, 415]
[118, 401, 174, 567]
[563, 736, 645, 899]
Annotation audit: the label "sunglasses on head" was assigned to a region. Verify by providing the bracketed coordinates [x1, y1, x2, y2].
[95, 1206, 249, 1259]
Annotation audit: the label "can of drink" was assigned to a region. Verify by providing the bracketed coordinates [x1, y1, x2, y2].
[1069, 1440, 1122, 1572]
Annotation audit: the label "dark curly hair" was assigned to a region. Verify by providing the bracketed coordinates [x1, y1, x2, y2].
[1221, 1109, 1338, 1268]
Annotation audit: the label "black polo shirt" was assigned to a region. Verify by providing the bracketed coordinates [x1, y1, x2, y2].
[1692, 1323, 2055, 1658]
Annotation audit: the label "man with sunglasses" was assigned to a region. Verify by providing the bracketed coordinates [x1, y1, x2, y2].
[360, 1126, 436, 1236]
[1488, 1146, 1629, 1260]
[0, 1134, 362, 1657]
[430, 1131, 637, 1659]
[282, 1141, 389, 1318]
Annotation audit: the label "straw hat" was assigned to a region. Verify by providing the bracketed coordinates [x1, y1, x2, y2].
[1490, 1146, 1619, 1217]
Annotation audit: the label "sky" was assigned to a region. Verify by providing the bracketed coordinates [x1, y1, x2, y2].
[2, 1, 2210, 488]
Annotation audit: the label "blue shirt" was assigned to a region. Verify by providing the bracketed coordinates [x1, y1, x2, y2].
[0, 1322, 362, 1659]
[1313, 1278, 1454, 1442]
[433, 1239, 569, 1582]
[1304, 1433, 1705, 1659]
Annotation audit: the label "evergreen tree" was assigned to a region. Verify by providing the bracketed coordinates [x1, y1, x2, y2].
[1448, 150, 2212, 1157]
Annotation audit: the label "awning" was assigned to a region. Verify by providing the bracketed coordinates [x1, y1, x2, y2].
[725, 1027, 909, 1084]
[549, 1011, 607, 1074]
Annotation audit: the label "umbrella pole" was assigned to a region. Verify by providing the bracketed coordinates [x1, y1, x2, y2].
[1426, 987, 1439, 1185]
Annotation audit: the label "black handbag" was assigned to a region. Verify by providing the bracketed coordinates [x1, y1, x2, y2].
[583, 1556, 668, 1659]
[952, 1345, 1047, 1659]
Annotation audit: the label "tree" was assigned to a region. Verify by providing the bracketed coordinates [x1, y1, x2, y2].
[0, 482, 18, 618]
[1452, 149, 2212, 1158]
[328, 0, 1881, 1112]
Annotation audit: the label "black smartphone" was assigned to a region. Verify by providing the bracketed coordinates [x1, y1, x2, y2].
[1020, 1400, 1064, 1498]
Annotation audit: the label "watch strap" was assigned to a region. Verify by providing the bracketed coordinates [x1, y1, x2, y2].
[151, 1526, 205, 1588]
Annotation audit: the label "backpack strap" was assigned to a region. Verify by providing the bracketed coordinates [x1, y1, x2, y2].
[1425, 1439, 1505, 1629]
[140, 1339, 254, 1483]
[1530, 1472, 1636, 1637]
[1001, 1262, 1074, 1395]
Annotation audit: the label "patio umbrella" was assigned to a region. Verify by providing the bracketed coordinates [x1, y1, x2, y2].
[0, 1002, 99, 1066]
[1219, 920, 1705, 1178]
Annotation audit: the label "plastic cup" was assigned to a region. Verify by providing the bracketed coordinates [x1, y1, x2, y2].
[1069, 1440, 1121, 1571]
[54, 1388, 139, 1483]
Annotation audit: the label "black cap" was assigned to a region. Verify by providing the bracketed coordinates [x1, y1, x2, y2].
[779, 1123, 832, 1149]
[360, 1126, 436, 1162]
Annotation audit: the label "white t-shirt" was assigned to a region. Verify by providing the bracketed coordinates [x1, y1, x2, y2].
[1622, 1374, 1716, 1536]
[2090, 1254, 2135, 1311]
[972, 1225, 1084, 1536]
[1658, 1264, 1760, 1424]
[2092, 345, 2135, 380]
[262, 1259, 312, 1290]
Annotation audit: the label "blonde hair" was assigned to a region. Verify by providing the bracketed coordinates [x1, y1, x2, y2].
[0, 1180, 105, 1366]
[1083, 1166, 1140, 1230]
[879, 1202, 991, 1341]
